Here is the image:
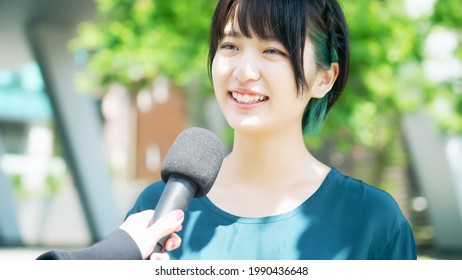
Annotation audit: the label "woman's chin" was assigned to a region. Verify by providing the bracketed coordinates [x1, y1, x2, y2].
[227, 118, 269, 134]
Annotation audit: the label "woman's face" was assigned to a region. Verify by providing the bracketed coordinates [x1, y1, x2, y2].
[212, 22, 318, 136]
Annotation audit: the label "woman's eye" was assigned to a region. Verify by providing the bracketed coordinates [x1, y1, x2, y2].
[264, 48, 286, 56]
[220, 43, 238, 51]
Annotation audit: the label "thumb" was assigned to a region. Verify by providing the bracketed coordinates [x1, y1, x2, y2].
[149, 210, 184, 242]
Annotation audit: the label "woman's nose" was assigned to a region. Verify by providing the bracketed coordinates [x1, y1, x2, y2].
[232, 53, 261, 82]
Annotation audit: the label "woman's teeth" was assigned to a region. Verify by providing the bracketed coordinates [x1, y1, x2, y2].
[232, 92, 267, 104]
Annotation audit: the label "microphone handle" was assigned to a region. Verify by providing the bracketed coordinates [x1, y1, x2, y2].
[152, 175, 196, 253]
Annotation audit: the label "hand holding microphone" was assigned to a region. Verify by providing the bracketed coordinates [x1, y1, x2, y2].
[119, 209, 184, 260]
[36, 209, 186, 260]
[36, 127, 224, 260]
[151, 127, 225, 254]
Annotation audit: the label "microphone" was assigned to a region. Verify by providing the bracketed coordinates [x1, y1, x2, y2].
[151, 127, 225, 253]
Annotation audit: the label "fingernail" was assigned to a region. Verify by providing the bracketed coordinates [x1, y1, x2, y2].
[174, 210, 184, 221]
[167, 240, 176, 249]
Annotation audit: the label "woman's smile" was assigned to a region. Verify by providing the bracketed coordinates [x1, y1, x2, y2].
[229, 89, 269, 109]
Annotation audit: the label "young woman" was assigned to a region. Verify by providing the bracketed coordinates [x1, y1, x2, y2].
[128, 0, 416, 260]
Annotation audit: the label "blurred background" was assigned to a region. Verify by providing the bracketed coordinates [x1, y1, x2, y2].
[0, 0, 461, 260]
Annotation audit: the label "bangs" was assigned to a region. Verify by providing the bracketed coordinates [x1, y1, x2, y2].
[227, 0, 280, 40]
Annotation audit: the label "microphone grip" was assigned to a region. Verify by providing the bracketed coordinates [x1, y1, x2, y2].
[151, 176, 196, 254]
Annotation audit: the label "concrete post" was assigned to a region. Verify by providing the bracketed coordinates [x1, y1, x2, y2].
[0, 138, 23, 246]
[26, 22, 120, 242]
[402, 110, 462, 253]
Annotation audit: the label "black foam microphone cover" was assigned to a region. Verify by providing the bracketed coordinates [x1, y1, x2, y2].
[160, 127, 225, 196]
[152, 127, 225, 253]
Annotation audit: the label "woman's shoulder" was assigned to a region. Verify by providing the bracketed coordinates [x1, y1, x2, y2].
[126, 181, 166, 216]
[326, 169, 404, 216]
[325, 169, 415, 253]
[139, 180, 166, 198]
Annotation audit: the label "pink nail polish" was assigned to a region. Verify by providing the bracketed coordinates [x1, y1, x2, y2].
[174, 210, 184, 221]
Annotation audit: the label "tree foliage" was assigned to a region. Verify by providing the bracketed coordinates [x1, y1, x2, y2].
[70, 0, 462, 184]
[70, 0, 216, 96]
[319, 0, 460, 145]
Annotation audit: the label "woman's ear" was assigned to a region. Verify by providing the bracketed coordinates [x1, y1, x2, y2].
[311, 62, 339, 98]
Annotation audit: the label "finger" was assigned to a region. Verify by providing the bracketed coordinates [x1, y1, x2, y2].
[119, 209, 154, 231]
[149, 209, 184, 242]
[174, 224, 183, 232]
[137, 210, 155, 226]
[163, 233, 182, 251]
[150, 252, 170, 260]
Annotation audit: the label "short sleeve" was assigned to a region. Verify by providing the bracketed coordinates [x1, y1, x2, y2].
[380, 218, 417, 260]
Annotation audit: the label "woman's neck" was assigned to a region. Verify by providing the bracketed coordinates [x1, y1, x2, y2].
[230, 131, 309, 181]
[217, 126, 328, 189]
[207, 127, 330, 217]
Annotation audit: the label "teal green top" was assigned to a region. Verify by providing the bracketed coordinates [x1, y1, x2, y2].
[127, 169, 416, 259]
